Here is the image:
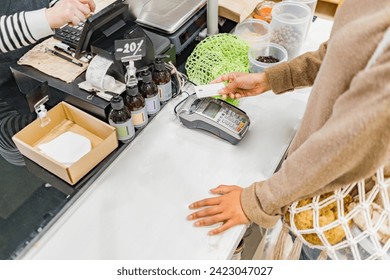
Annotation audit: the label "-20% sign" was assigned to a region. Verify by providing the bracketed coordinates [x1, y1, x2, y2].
[115, 37, 146, 61]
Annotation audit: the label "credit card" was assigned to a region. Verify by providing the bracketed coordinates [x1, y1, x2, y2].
[194, 83, 225, 98]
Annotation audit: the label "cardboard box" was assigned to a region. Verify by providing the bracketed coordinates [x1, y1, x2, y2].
[219, 0, 259, 23]
[13, 102, 118, 185]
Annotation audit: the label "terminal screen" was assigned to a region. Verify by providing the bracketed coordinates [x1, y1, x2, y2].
[202, 102, 221, 119]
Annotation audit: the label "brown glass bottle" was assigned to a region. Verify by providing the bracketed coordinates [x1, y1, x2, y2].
[139, 68, 161, 116]
[124, 85, 148, 129]
[152, 56, 172, 104]
[108, 95, 135, 143]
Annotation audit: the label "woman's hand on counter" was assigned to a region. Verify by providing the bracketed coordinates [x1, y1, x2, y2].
[187, 185, 249, 235]
[212, 72, 271, 100]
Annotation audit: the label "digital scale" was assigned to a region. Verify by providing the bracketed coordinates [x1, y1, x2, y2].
[176, 95, 250, 144]
[135, 0, 207, 54]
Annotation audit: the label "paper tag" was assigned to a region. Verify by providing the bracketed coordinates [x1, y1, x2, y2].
[194, 83, 225, 98]
[86, 55, 113, 90]
[114, 38, 146, 61]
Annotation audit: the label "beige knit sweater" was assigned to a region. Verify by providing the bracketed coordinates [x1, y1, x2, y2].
[241, 0, 390, 228]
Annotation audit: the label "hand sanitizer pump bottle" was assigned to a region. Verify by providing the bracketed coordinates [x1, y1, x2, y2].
[124, 85, 148, 130]
[124, 61, 148, 129]
[109, 95, 135, 143]
[138, 67, 161, 116]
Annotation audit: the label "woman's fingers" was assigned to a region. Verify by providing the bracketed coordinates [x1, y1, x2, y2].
[209, 220, 236, 235]
[219, 80, 248, 98]
[189, 196, 220, 209]
[188, 211, 226, 224]
[210, 185, 242, 195]
[187, 205, 222, 220]
[189, 185, 239, 210]
[187, 186, 249, 235]
[210, 75, 227, 84]
[190, 213, 225, 226]
[211, 72, 257, 99]
[211, 72, 239, 84]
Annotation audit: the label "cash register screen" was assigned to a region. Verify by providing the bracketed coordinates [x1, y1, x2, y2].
[203, 102, 221, 119]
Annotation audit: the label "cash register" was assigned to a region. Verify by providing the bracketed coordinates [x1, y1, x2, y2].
[53, 1, 129, 59]
[10, 1, 173, 121]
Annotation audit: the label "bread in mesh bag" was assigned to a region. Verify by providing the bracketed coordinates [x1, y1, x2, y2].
[348, 188, 390, 245]
[285, 193, 353, 245]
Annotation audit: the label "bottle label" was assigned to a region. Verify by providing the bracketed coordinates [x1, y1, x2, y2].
[158, 80, 172, 102]
[145, 95, 161, 115]
[131, 107, 148, 128]
[109, 118, 135, 142]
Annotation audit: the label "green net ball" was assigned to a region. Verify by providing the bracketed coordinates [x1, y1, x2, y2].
[186, 34, 250, 85]
[186, 34, 250, 106]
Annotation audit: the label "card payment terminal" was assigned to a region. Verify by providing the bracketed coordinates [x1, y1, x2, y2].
[176, 95, 250, 144]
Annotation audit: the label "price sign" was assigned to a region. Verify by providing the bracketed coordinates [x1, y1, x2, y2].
[114, 38, 146, 61]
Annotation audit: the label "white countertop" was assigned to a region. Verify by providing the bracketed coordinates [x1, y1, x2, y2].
[21, 18, 333, 260]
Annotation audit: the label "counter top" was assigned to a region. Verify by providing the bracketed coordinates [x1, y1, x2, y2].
[20, 89, 310, 259]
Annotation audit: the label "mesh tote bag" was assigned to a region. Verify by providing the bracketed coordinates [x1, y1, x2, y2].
[276, 166, 390, 260]
[271, 26, 390, 260]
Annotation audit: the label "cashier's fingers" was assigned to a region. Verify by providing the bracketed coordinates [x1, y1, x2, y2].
[61, 0, 93, 16]
[46, 0, 93, 28]
[70, 9, 87, 25]
[80, 0, 96, 12]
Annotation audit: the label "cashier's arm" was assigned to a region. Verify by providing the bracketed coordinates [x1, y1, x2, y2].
[0, 0, 95, 54]
[187, 185, 249, 235]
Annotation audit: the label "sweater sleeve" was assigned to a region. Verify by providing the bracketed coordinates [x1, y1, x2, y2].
[264, 42, 328, 94]
[0, 8, 53, 53]
[49, 0, 60, 7]
[241, 48, 390, 228]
